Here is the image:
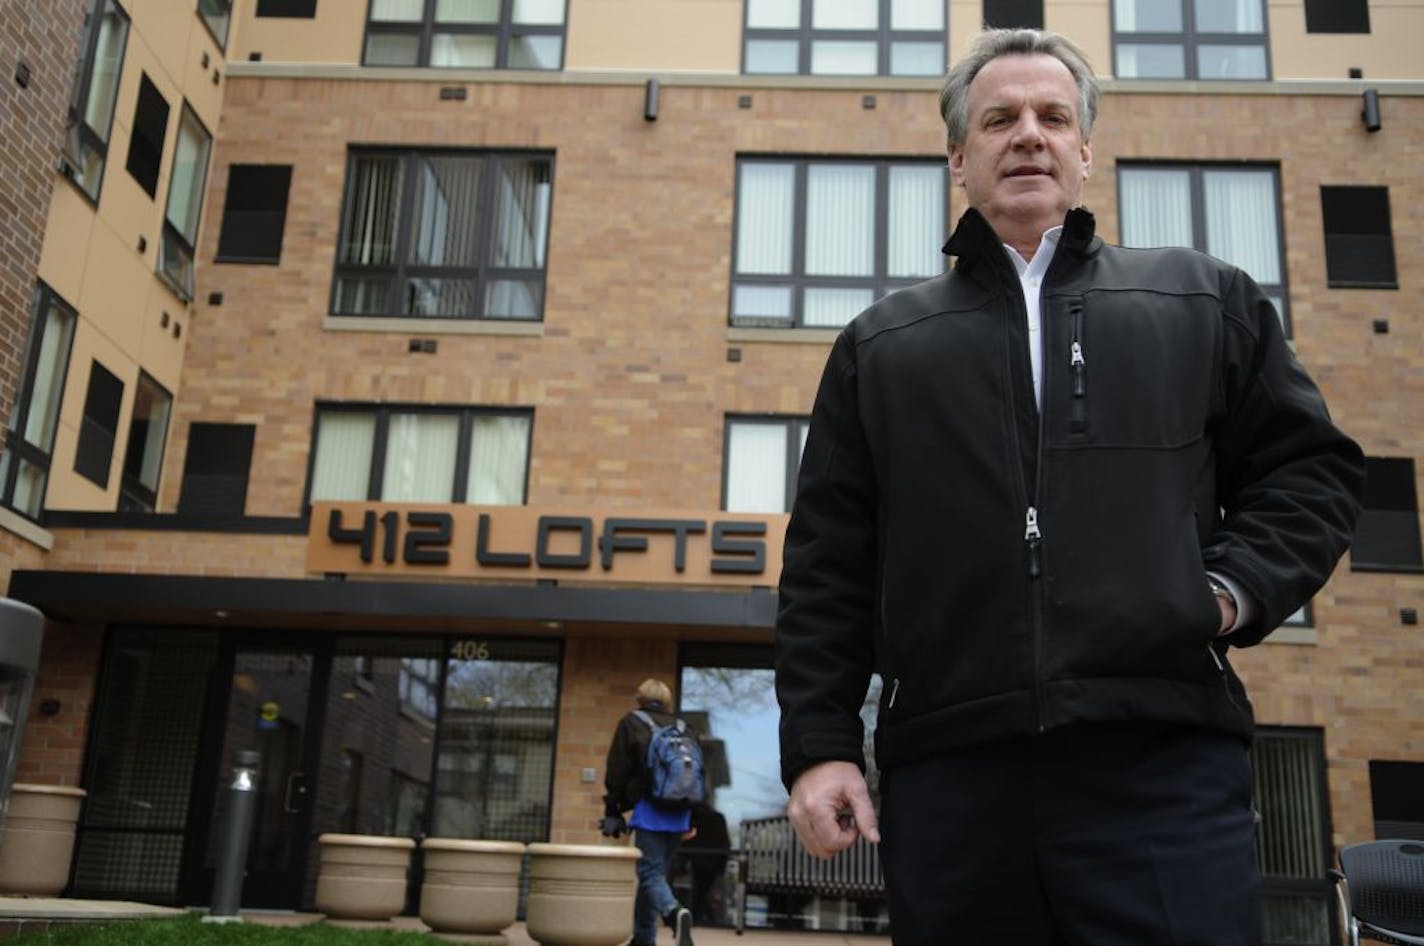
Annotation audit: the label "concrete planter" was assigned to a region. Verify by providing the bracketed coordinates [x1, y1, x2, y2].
[314, 833, 415, 925]
[524, 842, 640, 946]
[418, 838, 526, 943]
[0, 783, 86, 896]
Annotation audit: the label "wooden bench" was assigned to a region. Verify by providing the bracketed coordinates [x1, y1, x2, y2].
[734, 815, 884, 932]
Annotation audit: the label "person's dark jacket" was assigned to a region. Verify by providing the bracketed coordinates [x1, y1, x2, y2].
[775, 207, 1365, 790]
[603, 700, 680, 817]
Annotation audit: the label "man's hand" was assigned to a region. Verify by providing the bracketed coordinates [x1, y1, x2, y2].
[1216, 594, 1237, 635]
[599, 814, 628, 838]
[787, 760, 880, 859]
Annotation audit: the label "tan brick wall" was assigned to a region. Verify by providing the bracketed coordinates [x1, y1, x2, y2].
[12, 622, 102, 788]
[13, 72, 1423, 863]
[0, 1, 84, 424]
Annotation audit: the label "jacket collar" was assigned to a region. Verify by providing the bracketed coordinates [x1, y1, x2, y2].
[942, 206, 1100, 273]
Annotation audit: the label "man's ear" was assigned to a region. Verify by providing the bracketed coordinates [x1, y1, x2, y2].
[1081, 138, 1092, 180]
[948, 144, 965, 186]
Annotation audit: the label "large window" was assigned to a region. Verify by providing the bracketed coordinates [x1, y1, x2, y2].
[1117, 163, 1288, 332]
[125, 73, 169, 198]
[1251, 728, 1334, 946]
[743, 0, 945, 76]
[1304, 0, 1369, 34]
[216, 165, 294, 264]
[75, 360, 125, 490]
[363, 0, 566, 69]
[983, 0, 1043, 29]
[119, 373, 173, 512]
[62, 0, 130, 200]
[1369, 761, 1424, 840]
[332, 150, 553, 321]
[1351, 456, 1423, 572]
[723, 416, 808, 514]
[0, 285, 78, 520]
[1321, 186, 1397, 289]
[1113, 0, 1268, 80]
[731, 158, 945, 328]
[159, 105, 213, 300]
[308, 405, 532, 505]
[177, 422, 255, 516]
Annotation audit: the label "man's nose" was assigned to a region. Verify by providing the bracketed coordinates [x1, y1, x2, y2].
[1011, 115, 1045, 147]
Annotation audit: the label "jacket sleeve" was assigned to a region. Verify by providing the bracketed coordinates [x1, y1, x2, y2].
[775, 329, 879, 790]
[602, 714, 639, 816]
[1203, 267, 1366, 644]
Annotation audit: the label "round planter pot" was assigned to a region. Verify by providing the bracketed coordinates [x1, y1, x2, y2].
[0, 783, 86, 896]
[314, 833, 416, 924]
[418, 838, 526, 940]
[524, 842, 641, 946]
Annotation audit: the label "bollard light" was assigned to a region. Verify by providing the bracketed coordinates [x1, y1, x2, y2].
[203, 749, 261, 923]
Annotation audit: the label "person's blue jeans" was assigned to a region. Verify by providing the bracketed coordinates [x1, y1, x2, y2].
[633, 829, 683, 944]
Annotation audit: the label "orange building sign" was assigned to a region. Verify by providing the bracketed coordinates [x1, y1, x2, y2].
[306, 502, 789, 587]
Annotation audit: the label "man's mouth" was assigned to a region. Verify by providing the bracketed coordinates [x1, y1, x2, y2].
[1005, 166, 1050, 178]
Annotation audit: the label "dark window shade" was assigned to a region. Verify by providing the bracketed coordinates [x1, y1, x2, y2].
[1321, 185, 1397, 288]
[125, 74, 169, 197]
[1304, 0, 1370, 33]
[257, 0, 317, 15]
[216, 165, 293, 262]
[983, 0, 1044, 29]
[1369, 760, 1424, 840]
[75, 361, 124, 488]
[1352, 457, 1423, 570]
[177, 423, 255, 516]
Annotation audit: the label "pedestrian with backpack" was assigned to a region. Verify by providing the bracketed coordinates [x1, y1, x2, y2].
[601, 678, 701, 946]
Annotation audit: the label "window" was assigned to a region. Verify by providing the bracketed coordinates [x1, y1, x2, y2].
[216, 165, 293, 263]
[399, 658, 441, 719]
[0, 286, 78, 519]
[332, 150, 553, 321]
[363, 0, 566, 70]
[308, 405, 532, 504]
[118, 373, 172, 512]
[1351, 456, 1423, 572]
[61, 0, 131, 200]
[159, 105, 213, 300]
[257, 0, 318, 15]
[1304, 0, 1369, 34]
[983, 0, 1043, 29]
[1113, 0, 1268, 80]
[177, 423, 255, 515]
[75, 360, 125, 489]
[743, 0, 945, 76]
[1321, 186, 1397, 289]
[731, 158, 945, 328]
[125, 73, 169, 198]
[197, 0, 232, 47]
[724, 416, 808, 513]
[1369, 761, 1424, 839]
[1251, 728, 1334, 946]
[1117, 163, 1289, 332]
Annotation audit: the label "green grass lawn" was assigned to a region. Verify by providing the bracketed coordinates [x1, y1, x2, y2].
[7, 915, 455, 945]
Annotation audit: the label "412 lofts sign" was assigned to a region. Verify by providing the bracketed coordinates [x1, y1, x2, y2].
[306, 502, 789, 587]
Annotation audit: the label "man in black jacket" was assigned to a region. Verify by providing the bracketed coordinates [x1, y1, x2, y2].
[774, 27, 1365, 946]
[601, 678, 695, 946]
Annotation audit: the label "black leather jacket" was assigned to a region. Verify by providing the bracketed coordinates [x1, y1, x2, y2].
[775, 207, 1364, 788]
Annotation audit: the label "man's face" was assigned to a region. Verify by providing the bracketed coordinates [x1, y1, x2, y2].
[948, 53, 1092, 243]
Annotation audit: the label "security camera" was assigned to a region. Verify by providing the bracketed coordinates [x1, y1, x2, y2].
[1362, 89, 1382, 133]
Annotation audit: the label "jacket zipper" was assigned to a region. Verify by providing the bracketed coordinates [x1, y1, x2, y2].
[1069, 301, 1087, 434]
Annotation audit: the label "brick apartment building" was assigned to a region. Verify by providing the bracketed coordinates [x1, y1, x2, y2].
[0, 0, 1420, 940]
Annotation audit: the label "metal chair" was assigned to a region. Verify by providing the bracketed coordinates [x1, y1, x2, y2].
[1331, 840, 1424, 945]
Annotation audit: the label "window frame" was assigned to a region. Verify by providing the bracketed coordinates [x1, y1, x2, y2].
[362, 0, 567, 70]
[0, 284, 79, 521]
[1111, 0, 1271, 81]
[722, 415, 810, 514]
[741, 0, 948, 77]
[729, 155, 948, 329]
[1115, 160, 1291, 336]
[61, 0, 132, 203]
[197, 0, 232, 49]
[159, 103, 214, 301]
[118, 371, 174, 513]
[303, 402, 534, 507]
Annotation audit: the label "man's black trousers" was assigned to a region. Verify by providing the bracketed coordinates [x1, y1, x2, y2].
[878, 720, 1263, 945]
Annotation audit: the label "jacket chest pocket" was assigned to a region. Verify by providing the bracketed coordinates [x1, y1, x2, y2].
[1050, 291, 1217, 448]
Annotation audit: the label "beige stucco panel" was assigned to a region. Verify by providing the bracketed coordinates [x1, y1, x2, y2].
[138, 288, 189, 396]
[44, 323, 135, 512]
[565, 0, 742, 72]
[36, 183, 97, 307]
[97, 46, 176, 274]
[1046, 1, 1112, 79]
[78, 221, 157, 359]
[228, 2, 366, 65]
[181, 20, 228, 127]
[1270, 1, 1424, 80]
[127, 0, 198, 92]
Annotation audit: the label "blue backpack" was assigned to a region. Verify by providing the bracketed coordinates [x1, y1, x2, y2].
[633, 710, 706, 809]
